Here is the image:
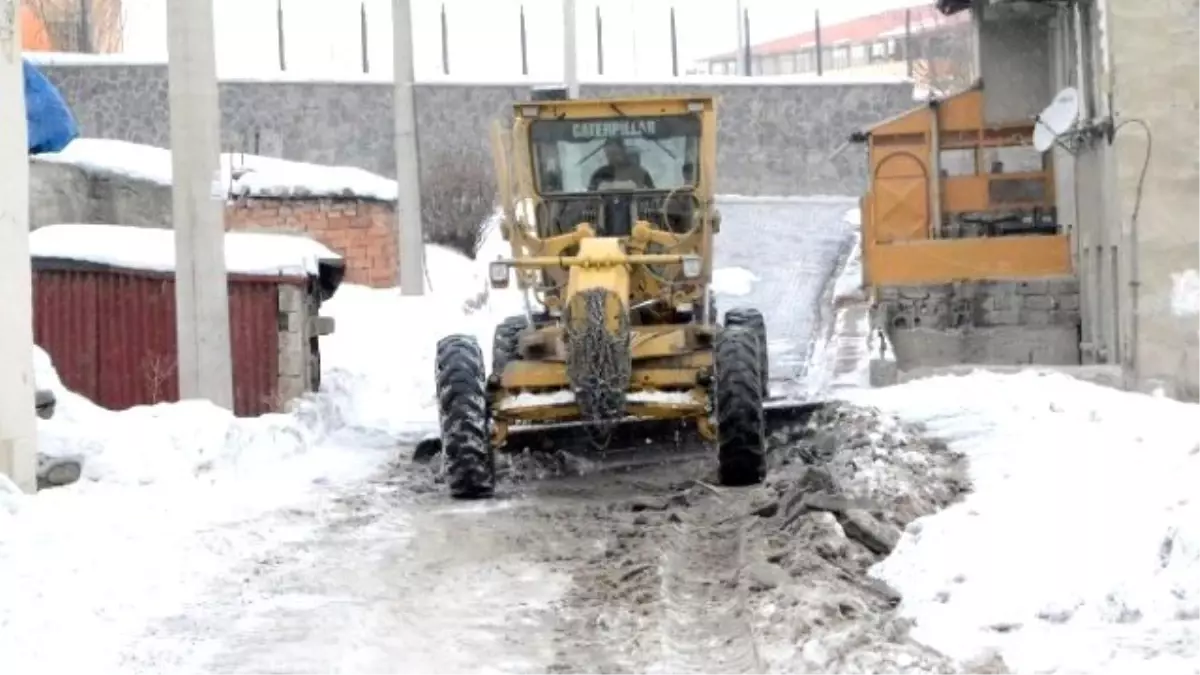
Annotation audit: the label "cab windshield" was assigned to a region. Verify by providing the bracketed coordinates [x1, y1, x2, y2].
[529, 114, 701, 195]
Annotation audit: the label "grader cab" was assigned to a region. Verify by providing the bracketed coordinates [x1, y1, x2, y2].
[425, 89, 816, 500]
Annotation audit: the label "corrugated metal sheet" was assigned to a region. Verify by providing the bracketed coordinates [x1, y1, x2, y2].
[32, 264, 287, 417]
[229, 280, 282, 416]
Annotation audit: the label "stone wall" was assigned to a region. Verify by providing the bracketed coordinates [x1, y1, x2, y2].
[276, 283, 326, 406]
[874, 278, 1082, 370]
[226, 197, 397, 287]
[34, 62, 916, 197]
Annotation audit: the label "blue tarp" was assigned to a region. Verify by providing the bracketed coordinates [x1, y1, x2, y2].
[23, 59, 79, 155]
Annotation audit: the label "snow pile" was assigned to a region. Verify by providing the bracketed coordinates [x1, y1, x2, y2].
[747, 404, 969, 672]
[35, 138, 398, 201]
[831, 207, 864, 304]
[808, 204, 877, 395]
[30, 224, 341, 277]
[314, 216, 519, 439]
[712, 266, 759, 297]
[843, 371, 1200, 673]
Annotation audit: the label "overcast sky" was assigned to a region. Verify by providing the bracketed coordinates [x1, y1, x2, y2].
[120, 0, 927, 79]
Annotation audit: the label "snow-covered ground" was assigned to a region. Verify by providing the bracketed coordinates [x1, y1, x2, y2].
[35, 138, 398, 201]
[0, 220, 516, 672]
[4, 198, 1197, 673]
[842, 373, 1200, 673]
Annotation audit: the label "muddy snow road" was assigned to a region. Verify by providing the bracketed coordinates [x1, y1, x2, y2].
[122, 200, 968, 673]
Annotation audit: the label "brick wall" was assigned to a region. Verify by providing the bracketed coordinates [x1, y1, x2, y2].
[225, 197, 397, 287]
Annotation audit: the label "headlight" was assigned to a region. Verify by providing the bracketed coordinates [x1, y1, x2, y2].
[488, 261, 510, 288]
[681, 255, 703, 279]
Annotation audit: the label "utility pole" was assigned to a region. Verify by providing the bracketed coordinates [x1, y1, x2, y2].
[166, 0, 234, 410]
[361, 2, 369, 74]
[742, 7, 751, 75]
[669, 6, 679, 77]
[594, 6, 603, 75]
[392, 0, 425, 294]
[563, 0, 578, 96]
[0, 0, 38, 493]
[734, 0, 745, 76]
[440, 3, 449, 75]
[814, 9, 824, 76]
[520, 4, 529, 76]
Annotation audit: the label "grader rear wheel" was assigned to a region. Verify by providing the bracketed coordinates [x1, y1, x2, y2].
[713, 325, 767, 486]
[491, 315, 529, 378]
[434, 334, 496, 499]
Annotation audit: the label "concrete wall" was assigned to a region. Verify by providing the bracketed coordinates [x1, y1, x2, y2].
[875, 279, 1082, 370]
[35, 62, 916, 197]
[1108, 0, 1199, 400]
[30, 160, 172, 228]
[976, 7, 1054, 124]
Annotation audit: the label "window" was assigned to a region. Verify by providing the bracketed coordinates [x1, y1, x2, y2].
[851, 44, 868, 66]
[982, 145, 1044, 174]
[870, 41, 887, 61]
[762, 55, 779, 75]
[779, 54, 796, 74]
[797, 49, 814, 73]
[939, 148, 977, 177]
[529, 115, 702, 194]
[831, 45, 851, 69]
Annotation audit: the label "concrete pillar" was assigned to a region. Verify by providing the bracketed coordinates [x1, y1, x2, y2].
[392, 0, 426, 295]
[166, 0, 234, 409]
[0, 4, 37, 493]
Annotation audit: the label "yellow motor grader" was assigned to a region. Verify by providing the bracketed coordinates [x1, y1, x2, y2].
[424, 88, 821, 499]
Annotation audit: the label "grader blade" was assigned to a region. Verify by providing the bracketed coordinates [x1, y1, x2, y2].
[412, 399, 825, 464]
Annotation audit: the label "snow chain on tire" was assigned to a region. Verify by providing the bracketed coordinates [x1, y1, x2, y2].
[723, 307, 769, 397]
[434, 334, 496, 499]
[491, 315, 529, 378]
[563, 288, 632, 449]
[714, 325, 767, 486]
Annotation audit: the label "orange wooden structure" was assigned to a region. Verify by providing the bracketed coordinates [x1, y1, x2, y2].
[853, 87, 1073, 287]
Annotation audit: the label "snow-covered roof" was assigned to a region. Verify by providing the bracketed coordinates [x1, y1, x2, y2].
[34, 138, 398, 202]
[30, 224, 342, 278]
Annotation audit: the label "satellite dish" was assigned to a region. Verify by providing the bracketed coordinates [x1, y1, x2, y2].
[1033, 87, 1081, 152]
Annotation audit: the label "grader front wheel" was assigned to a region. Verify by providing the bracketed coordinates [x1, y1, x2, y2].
[723, 307, 769, 396]
[713, 325, 767, 486]
[434, 334, 496, 499]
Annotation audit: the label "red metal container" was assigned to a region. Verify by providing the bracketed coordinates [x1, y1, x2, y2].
[32, 260, 293, 417]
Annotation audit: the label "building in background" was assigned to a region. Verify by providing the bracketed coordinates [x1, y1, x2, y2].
[695, 3, 973, 96]
[20, 0, 124, 53]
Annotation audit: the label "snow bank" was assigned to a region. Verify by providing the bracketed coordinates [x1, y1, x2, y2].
[35, 138, 398, 201]
[712, 267, 758, 297]
[30, 224, 341, 277]
[842, 371, 1200, 673]
[304, 216, 519, 440]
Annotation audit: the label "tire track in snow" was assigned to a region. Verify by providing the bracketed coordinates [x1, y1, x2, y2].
[655, 505, 764, 674]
